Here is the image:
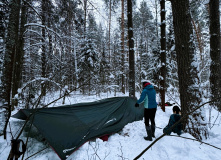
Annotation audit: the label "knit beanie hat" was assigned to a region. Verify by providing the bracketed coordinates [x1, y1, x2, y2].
[173, 106, 181, 114]
[143, 82, 151, 88]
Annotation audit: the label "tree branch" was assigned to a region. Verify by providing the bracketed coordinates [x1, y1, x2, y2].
[134, 97, 221, 160]
[168, 135, 221, 150]
[25, 147, 48, 160]
[7, 77, 92, 160]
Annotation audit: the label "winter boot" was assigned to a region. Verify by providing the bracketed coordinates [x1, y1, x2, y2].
[151, 124, 156, 138]
[144, 126, 152, 141]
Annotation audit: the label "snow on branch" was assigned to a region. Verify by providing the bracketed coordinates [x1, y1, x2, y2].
[24, 23, 61, 38]
[24, 42, 46, 51]
[20, 77, 62, 91]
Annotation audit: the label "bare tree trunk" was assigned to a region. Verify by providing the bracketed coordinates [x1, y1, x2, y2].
[170, 0, 208, 140]
[209, 0, 221, 111]
[160, 0, 166, 112]
[121, 0, 125, 94]
[83, 0, 87, 38]
[1, 0, 21, 139]
[12, 0, 28, 105]
[41, 0, 47, 96]
[127, 0, 135, 97]
[109, 0, 111, 63]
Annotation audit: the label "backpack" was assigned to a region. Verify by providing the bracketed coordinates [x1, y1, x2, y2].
[11, 139, 26, 157]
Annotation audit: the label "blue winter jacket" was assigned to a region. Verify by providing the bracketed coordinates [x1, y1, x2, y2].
[163, 114, 182, 135]
[136, 84, 157, 109]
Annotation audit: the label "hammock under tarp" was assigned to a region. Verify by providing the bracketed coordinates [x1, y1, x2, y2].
[12, 96, 144, 160]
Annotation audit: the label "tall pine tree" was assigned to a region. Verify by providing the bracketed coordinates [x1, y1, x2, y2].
[170, 0, 208, 140]
[209, 0, 221, 111]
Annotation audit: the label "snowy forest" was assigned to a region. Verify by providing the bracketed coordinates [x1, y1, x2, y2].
[0, 0, 221, 159]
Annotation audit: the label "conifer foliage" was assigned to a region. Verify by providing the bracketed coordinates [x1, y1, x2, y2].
[0, 0, 220, 140]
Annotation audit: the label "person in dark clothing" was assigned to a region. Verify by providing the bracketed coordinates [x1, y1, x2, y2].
[135, 82, 158, 141]
[163, 106, 182, 135]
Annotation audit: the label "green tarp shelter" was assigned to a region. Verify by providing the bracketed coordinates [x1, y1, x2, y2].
[13, 97, 144, 160]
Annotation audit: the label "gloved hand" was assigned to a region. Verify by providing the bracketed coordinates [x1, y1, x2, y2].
[135, 103, 139, 107]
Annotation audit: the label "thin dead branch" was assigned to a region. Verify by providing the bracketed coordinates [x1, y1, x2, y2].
[134, 97, 221, 160]
[7, 77, 92, 160]
[168, 135, 221, 150]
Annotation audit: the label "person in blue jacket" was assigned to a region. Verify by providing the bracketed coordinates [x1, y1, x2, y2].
[135, 82, 157, 141]
[163, 106, 182, 135]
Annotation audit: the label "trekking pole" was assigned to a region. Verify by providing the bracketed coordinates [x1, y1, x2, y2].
[8, 139, 26, 160]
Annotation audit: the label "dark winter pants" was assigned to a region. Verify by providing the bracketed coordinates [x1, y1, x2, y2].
[144, 108, 157, 126]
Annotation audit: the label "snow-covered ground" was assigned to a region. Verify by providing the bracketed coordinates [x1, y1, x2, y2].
[0, 92, 221, 160]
